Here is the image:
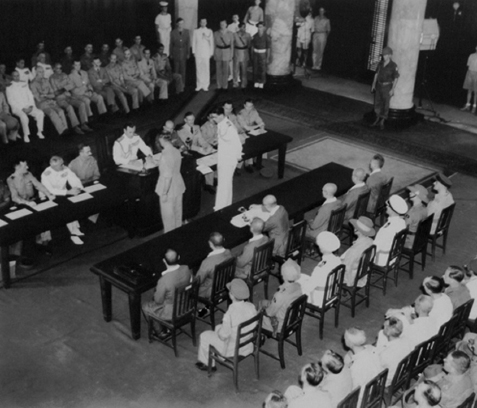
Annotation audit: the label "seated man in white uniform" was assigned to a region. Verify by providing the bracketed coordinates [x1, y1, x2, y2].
[113, 122, 153, 166]
[41, 156, 85, 245]
[298, 231, 342, 306]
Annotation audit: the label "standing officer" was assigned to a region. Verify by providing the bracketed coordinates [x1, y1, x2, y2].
[214, 19, 234, 90]
[371, 46, 399, 130]
[251, 21, 269, 89]
[233, 23, 251, 89]
[170, 18, 190, 87]
[192, 18, 214, 92]
[155, 1, 172, 55]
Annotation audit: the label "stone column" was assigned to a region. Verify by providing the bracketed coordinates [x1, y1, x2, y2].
[265, 0, 295, 88]
[387, 0, 427, 125]
[175, 0, 198, 43]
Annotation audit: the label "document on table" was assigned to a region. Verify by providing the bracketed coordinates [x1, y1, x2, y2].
[68, 193, 94, 203]
[230, 207, 271, 228]
[34, 200, 58, 211]
[119, 159, 144, 171]
[0, 219, 8, 227]
[197, 152, 218, 168]
[248, 128, 267, 136]
[196, 164, 213, 175]
[5, 208, 33, 220]
[144, 153, 162, 170]
[84, 183, 107, 193]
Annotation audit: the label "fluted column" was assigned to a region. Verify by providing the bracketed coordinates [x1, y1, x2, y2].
[387, 0, 427, 123]
[265, 0, 295, 88]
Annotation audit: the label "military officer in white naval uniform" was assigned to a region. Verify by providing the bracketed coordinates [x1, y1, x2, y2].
[113, 122, 153, 166]
[192, 18, 214, 92]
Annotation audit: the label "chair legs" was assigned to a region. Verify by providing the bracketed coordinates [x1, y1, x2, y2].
[421, 248, 427, 271]
[278, 339, 286, 369]
[409, 256, 414, 280]
[334, 304, 340, 328]
[210, 305, 216, 330]
[319, 311, 325, 340]
[191, 320, 197, 347]
[264, 277, 269, 300]
[296, 328, 303, 356]
[351, 293, 356, 318]
[172, 327, 178, 357]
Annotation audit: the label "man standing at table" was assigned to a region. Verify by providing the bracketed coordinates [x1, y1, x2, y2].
[113, 122, 153, 166]
[214, 19, 234, 91]
[155, 1, 172, 55]
[41, 156, 85, 245]
[210, 107, 242, 211]
[170, 18, 190, 87]
[192, 18, 214, 92]
[155, 134, 186, 233]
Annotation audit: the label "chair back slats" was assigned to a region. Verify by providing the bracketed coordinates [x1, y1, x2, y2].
[376, 178, 394, 212]
[412, 214, 434, 252]
[211, 258, 236, 303]
[337, 387, 361, 408]
[285, 220, 307, 260]
[435, 314, 459, 358]
[436, 203, 456, 236]
[410, 336, 438, 380]
[355, 245, 376, 286]
[328, 205, 347, 235]
[387, 228, 408, 267]
[281, 295, 307, 338]
[323, 265, 345, 309]
[173, 280, 199, 325]
[361, 369, 388, 408]
[251, 239, 274, 279]
[389, 352, 413, 396]
[235, 312, 263, 354]
[456, 392, 475, 408]
[453, 299, 475, 339]
[354, 191, 371, 219]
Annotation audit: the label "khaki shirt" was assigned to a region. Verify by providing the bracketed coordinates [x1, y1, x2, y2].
[105, 63, 126, 88]
[69, 156, 101, 184]
[7, 172, 50, 203]
[121, 59, 141, 82]
[30, 78, 56, 103]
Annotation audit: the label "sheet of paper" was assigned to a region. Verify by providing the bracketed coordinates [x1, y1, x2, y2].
[68, 193, 94, 203]
[84, 183, 107, 193]
[0, 219, 8, 227]
[230, 207, 271, 228]
[34, 200, 58, 211]
[248, 128, 267, 136]
[5, 208, 33, 220]
[119, 159, 143, 171]
[196, 164, 213, 175]
[196, 152, 218, 168]
[231, 213, 249, 228]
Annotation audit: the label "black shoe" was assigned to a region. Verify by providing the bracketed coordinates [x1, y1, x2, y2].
[158, 329, 171, 340]
[195, 362, 216, 372]
[198, 307, 210, 318]
[244, 165, 254, 173]
[204, 185, 216, 195]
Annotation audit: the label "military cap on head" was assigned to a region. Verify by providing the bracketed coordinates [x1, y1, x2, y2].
[281, 258, 301, 282]
[434, 173, 452, 188]
[226, 278, 250, 300]
[382, 46, 393, 55]
[387, 194, 408, 215]
[159, 1, 168, 6]
[350, 216, 376, 237]
[407, 184, 429, 204]
[316, 231, 340, 252]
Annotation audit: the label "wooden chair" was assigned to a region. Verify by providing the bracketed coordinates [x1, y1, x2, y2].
[434, 314, 459, 361]
[305, 265, 345, 339]
[409, 336, 439, 383]
[260, 294, 307, 369]
[247, 239, 274, 303]
[360, 369, 388, 408]
[457, 393, 475, 408]
[273, 220, 306, 269]
[147, 280, 199, 357]
[197, 257, 236, 329]
[400, 214, 434, 279]
[208, 311, 263, 392]
[370, 228, 408, 295]
[452, 299, 475, 341]
[337, 387, 361, 408]
[342, 191, 371, 246]
[369, 177, 394, 227]
[384, 352, 414, 406]
[341, 245, 376, 317]
[429, 203, 456, 260]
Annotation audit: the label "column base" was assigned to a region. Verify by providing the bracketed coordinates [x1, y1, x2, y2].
[363, 106, 423, 129]
[265, 74, 300, 92]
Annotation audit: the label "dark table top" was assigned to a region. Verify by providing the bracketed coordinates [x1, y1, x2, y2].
[90, 162, 353, 292]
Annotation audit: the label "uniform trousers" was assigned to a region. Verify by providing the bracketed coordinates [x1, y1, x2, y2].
[195, 57, 210, 91]
[122, 85, 139, 110]
[56, 95, 86, 126]
[198, 330, 227, 367]
[108, 85, 132, 113]
[0, 112, 19, 142]
[152, 78, 169, 100]
[125, 79, 151, 99]
[234, 57, 248, 88]
[96, 86, 118, 111]
[215, 60, 229, 89]
[76, 93, 107, 116]
[158, 29, 171, 56]
[159, 193, 183, 233]
[374, 83, 392, 119]
[253, 52, 267, 84]
[312, 33, 327, 69]
[173, 58, 187, 88]
[11, 106, 44, 137]
[214, 160, 237, 211]
[37, 100, 68, 135]
[158, 72, 184, 94]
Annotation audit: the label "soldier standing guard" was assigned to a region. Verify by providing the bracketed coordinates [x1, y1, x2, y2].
[233, 23, 251, 89]
[192, 18, 214, 92]
[155, 1, 172, 55]
[214, 20, 234, 91]
[251, 22, 269, 89]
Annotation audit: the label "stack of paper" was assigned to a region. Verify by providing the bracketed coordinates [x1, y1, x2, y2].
[68, 193, 94, 203]
[196, 164, 213, 175]
[248, 128, 267, 136]
[84, 183, 107, 193]
[0, 219, 8, 227]
[5, 209, 33, 220]
[197, 152, 218, 168]
[120, 159, 143, 171]
[230, 207, 271, 228]
[34, 201, 58, 211]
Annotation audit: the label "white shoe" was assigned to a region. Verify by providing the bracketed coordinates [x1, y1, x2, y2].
[38, 133, 45, 139]
[24, 135, 30, 143]
[259, 83, 264, 88]
[72, 228, 84, 237]
[195, 87, 201, 91]
[71, 236, 84, 245]
[254, 83, 259, 88]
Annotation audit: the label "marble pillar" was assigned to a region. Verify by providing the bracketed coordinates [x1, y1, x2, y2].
[175, 0, 198, 43]
[265, 0, 295, 86]
[387, 0, 427, 115]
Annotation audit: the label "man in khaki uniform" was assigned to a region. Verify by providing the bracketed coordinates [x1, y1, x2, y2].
[105, 54, 138, 112]
[138, 49, 168, 101]
[233, 23, 251, 89]
[153, 44, 184, 94]
[88, 58, 120, 113]
[214, 19, 234, 90]
[121, 48, 151, 102]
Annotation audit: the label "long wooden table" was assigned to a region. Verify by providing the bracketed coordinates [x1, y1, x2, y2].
[90, 162, 353, 340]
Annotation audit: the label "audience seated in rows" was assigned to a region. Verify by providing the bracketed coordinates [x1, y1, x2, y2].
[405, 184, 429, 248]
[423, 276, 453, 327]
[306, 183, 341, 239]
[444, 266, 471, 310]
[340, 167, 369, 224]
[427, 173, 454, 235]
[366, 153, 388, 213]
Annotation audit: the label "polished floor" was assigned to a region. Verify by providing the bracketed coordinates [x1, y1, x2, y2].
[1, 74, 477, 408]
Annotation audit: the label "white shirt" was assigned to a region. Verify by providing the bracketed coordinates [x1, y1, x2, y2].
[429, 294, 453, 328]
[217, 117, 242, 164]
[406, 316, 440, 347]
[348, 345, 383, 390]
[249, 234, 264, 242]
[427, 191, 454, 234]
[377, 336, 413, 386]
[5, 81, 36, 111]
[162, 264, 180, 276]
[113, 134, 152, 165]
[207, 248, 226, 257]
[466, 278, 477, 319]
[41, 166, 83, 196]
[155, 13, 171, 31]
[15, 67, 34, 83]
[373, 216, 406, 266]
[192, 27, 214, 58]
[468, 53, 477, 72]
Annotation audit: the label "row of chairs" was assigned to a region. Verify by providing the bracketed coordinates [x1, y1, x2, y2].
[338, 298, 475, 408]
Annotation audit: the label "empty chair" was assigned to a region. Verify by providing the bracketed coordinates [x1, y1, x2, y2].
[260, 294, 307, 369]
[428, 203, 456, 260]
[247, 239, 274, 302]
[197, 257, 236, 329]
[360, 369, 388, 408]
[208, 311, 263, 392]
[147, 280, 199, 357]
[305, 264, 345, 339]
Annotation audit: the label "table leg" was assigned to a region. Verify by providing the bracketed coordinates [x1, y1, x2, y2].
[99, 276, 112, 322]
[128, 293, 141, 340]
[1, 246, 10, 289]
[277, 144, 288, 179]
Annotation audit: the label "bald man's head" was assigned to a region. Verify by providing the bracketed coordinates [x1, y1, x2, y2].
[250, 217, 265, 235]
[163, 120, 175, 132]
[164, 248, 179, 265]
[262, 195, 277, 211]
[322, 183, 337, 198]
[352, 168, 366, 184]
